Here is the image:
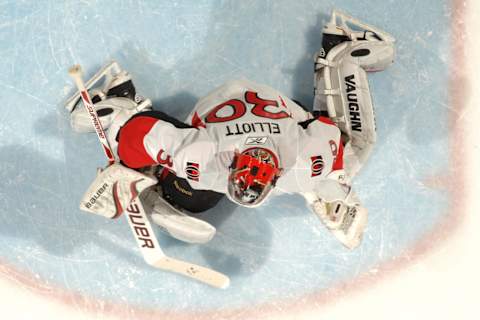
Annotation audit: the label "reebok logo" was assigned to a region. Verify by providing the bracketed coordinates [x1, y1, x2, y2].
[126, 198, 155, 249]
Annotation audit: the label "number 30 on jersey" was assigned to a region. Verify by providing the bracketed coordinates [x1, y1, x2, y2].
[205, 91, 291, 123]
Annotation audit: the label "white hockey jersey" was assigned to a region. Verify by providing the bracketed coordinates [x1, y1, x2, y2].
[117, 79, 344, 197]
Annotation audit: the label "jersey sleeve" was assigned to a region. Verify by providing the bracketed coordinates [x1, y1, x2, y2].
[316, 116, 344, 172]
[276, 116, 344, 194]
[302, 116, 345, 173]
[117, 114, 216, 180]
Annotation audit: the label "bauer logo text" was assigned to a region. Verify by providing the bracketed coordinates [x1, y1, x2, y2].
[85, 183, 108, 209]
[126, 200, 155, 249]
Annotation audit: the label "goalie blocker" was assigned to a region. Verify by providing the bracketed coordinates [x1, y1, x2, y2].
[81, 164, 217, 244]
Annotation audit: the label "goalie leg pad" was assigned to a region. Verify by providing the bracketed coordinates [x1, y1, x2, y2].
[340, 62, 377, 178]
[313, 11, 395, 179]
[314, 45, 388, 178]
[345, 40, 395, 72]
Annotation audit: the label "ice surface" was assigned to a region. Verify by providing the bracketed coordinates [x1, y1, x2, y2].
[0, 0, 461, 318]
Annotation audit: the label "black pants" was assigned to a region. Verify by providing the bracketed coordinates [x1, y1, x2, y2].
[125, 110, 224, 213]
[160, 171, 224, 213]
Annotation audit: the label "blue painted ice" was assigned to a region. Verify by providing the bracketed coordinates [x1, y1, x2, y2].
[0, 0, 452, 314]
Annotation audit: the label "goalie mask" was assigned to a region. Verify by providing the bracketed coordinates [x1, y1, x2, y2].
[227, 147, 281, 207]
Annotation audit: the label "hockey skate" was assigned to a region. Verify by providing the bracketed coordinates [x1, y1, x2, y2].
[66, 61, 152, 133]
[141, 185, 216, 244]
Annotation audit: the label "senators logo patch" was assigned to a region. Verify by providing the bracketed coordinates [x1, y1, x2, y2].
[310, 156, 324, 177]
[185, 162, 200, 181]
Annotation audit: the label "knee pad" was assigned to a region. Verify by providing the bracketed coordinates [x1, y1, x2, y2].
[344, 40, 395, 72]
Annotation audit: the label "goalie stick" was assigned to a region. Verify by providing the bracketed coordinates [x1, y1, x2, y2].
[68, 65, 116, 164]
[68, 65, 230, 289]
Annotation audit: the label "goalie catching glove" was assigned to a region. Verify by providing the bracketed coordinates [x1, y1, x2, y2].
[304, 172, 367, 249]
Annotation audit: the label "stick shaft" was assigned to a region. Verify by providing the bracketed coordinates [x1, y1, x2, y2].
[69, 65, 115, 164]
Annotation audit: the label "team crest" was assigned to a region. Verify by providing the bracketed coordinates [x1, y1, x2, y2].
[310, 156, 324, 177]
[329, 140, 338, 157]
[185, 162, 200, 181]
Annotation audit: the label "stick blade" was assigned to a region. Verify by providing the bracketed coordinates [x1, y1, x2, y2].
[153, 257, 230, 289]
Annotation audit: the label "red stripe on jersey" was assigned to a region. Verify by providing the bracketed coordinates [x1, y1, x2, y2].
[118, 116, 159, 169]
[317, 116, 336, 126]
[315, 116, 343, 170]
[332, 139, 344, 171]
[191, 111, 206, 128]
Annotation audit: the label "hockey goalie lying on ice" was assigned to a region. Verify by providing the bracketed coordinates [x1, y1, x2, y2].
[66, 11, 394, 260]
